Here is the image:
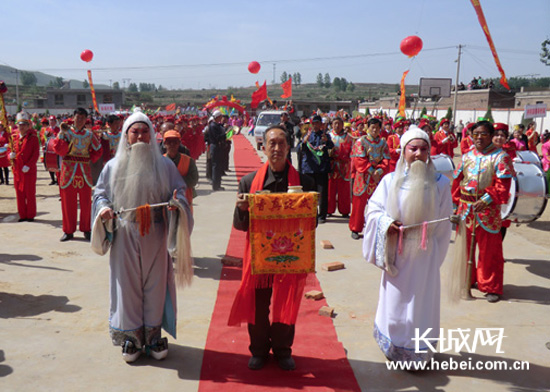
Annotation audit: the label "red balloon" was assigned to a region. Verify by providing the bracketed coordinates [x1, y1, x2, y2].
[248, 61, 261, 74]
[80, 49, 94, 63]
[400, 36, 423, 58]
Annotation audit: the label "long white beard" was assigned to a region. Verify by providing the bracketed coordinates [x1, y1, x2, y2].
[387, 160, 437, 257]
[111, 142, 169, 215]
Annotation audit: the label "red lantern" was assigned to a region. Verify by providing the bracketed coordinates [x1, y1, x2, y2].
[400, 36, 423, 58]
[80, 49, 94, 63]
[248, 61, 261, 74]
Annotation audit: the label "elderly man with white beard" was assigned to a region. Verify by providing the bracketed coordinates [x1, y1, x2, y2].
[91, 110, 193, 363]
[363, 126, 452, 365]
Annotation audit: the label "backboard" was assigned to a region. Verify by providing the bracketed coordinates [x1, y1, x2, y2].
[419, 78, 452, 98]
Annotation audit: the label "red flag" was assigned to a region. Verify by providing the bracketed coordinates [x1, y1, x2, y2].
[251, 81, 267, 109]
[165, 103, 176, 111]
[398, 70, 409, 118]
[470, 0, 510, 90]
[281, 77, 292, 99]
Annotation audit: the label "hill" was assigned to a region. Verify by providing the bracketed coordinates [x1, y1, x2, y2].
[0, 65, 108, 89]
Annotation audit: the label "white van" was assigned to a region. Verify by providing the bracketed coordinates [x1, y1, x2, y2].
[253, 110, 286, 150]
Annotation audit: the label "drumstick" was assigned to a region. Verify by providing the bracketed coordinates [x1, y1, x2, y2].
[400, 215, 456, 229]
[115, 202, 169, 215]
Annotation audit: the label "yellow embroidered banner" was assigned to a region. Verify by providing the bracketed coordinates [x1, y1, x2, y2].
[87, 70, 100, 113]
[398, 70, 409, 118]
[249, 192, 318, 275]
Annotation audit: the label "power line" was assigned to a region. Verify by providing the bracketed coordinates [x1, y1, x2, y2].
[31, 46, 458, 73]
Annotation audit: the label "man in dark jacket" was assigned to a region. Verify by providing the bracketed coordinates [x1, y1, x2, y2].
[206, 111, 227, 191]
[298, 115, 333, 223]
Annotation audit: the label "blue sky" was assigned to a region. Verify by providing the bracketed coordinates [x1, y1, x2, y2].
[2, 0, 549, 89]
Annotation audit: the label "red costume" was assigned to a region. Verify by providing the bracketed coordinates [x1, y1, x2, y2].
[349, 134, 389, 233]
[452, 144, 513, 295]
[525, 129, 539, 152]
[0, 130, 11, 168]
[386, 133, 402, 172]
[53, 127, 102, 235]
[327, 129, 352, 216]
[460, 136, 474, 155]
[434, 129, 458, 157]
[13, 130, 40, 220]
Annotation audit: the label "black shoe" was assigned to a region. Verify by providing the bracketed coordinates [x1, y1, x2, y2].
[213, 186, 225, 191]
[342, 214, 349, 218]
[248, 355, 267, 370]
[60, 233, 74, 242]
[351, 231, 360, 240]
[49, 181, 57, 185]
[487, 293, 500, 303]
[327, 213, 333, 217]
[18, 218, 27, 222]
[27, 218, 34, 222]
[276, 356, 296, 371]
[84, 231, 91, 241]
[318, 217, 326, 224]
[471, 282, 478, 290]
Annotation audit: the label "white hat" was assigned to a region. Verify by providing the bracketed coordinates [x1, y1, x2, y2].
[212, 110, 223, 118]
[121, 110, 153, 135]
[400, 125, 431, 150]
[16, 112, 30, 124]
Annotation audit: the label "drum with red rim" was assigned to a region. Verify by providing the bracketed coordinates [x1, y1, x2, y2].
[44, 137, 60, 172]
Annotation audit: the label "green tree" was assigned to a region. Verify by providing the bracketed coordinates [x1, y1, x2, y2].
[128, 83, 138, 92]
[340, 77, 348, 91]
[483, 106, 494, 122]
[420, 107, 427, 117]
[112, 81, 120, 90]
[21, 71, 37, 86]
[346, 82, 355, 92]
[445, 107, 453, 120]
[316, 73, 324, 87]
[295, 72, 302, 86]
[333, 77, 341, 91]
[540, 38, 550, 66]
[54, 77, 64, 88]
[324, 73, 331, 88]
[280, 71, 288, 83]
[83, 79, 89, 88]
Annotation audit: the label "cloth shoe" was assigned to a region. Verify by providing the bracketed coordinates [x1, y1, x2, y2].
[351, 231, 360, 240]
[247, 355, 267, 370]
[83, 231, 91, 241]
[122, 340, 141, 363]
[487, 293, 500, 303]
[150, 337, 168, 360]
[60, 233, 74, 242]
[276, 356, 296, 371]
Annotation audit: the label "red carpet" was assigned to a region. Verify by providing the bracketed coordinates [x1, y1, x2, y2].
[198, 134, 361, 392]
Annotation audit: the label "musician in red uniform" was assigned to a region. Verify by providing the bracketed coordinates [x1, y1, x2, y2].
[349, 118, 389, 239]
[387, 120, 405, 172]
[11, 113, 40, 221]
[419, 119, 439, 155]
[53, 108, 102, 241]
[451, 121, 513, 303]
[327, 117, 352, 217]
[44, 116, 61, 185]
[0, 122, 11, 185]
[460, 123, 476, 155]
[434, 118, 458, 157]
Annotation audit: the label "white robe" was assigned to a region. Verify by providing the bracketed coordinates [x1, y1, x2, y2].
[363, 171, 452, 362]
[92, 156, 193, 349]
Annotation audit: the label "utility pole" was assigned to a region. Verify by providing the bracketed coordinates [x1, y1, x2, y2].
[452, 44, 462, 127]
[272, 63, 276, 85]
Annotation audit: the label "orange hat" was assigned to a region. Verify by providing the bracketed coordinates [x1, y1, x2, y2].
[163, 130, 181, 141]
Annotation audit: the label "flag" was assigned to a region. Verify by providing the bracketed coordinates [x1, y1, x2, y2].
[470, 0, 510, 90]
[87, 70, 99, 113]
[165, 103, 176, 111]
[251, 81, 268, 109]
[281, 77, 292, 99]
[398, 70, 409, 118]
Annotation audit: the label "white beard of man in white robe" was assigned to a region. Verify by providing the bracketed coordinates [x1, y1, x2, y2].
[364, 126, 452, 365]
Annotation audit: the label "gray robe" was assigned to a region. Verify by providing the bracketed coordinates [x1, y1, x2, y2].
[92, 156, 193, 349]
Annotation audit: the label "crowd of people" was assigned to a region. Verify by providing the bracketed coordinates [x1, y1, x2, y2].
[2, 105, 549, 370]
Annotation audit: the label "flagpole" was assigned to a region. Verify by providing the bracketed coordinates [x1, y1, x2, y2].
[452, 44, 463, 127]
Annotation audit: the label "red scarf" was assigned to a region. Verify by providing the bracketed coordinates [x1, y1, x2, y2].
[228, 162, 308, 326]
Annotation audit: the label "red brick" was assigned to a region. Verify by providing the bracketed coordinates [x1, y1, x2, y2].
[320, 240, 334, 249]
[321, 261, 345, 271]
[305, 290, 324, 300]
[221, 255, 242, 266]
[319, 306, 334, 317]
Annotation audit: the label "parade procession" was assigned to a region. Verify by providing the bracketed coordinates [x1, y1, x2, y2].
[1, 1, 550, 391]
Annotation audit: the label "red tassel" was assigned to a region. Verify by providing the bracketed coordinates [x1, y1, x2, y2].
[420, 221, 428, 250]
[398, 226, 404, 255]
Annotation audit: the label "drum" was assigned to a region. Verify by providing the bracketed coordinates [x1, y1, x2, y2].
[501, 161, 548, 223]
[516, 150, 542, 167]
[44, 137, 60, 172]
[431, 154, 455, 180]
